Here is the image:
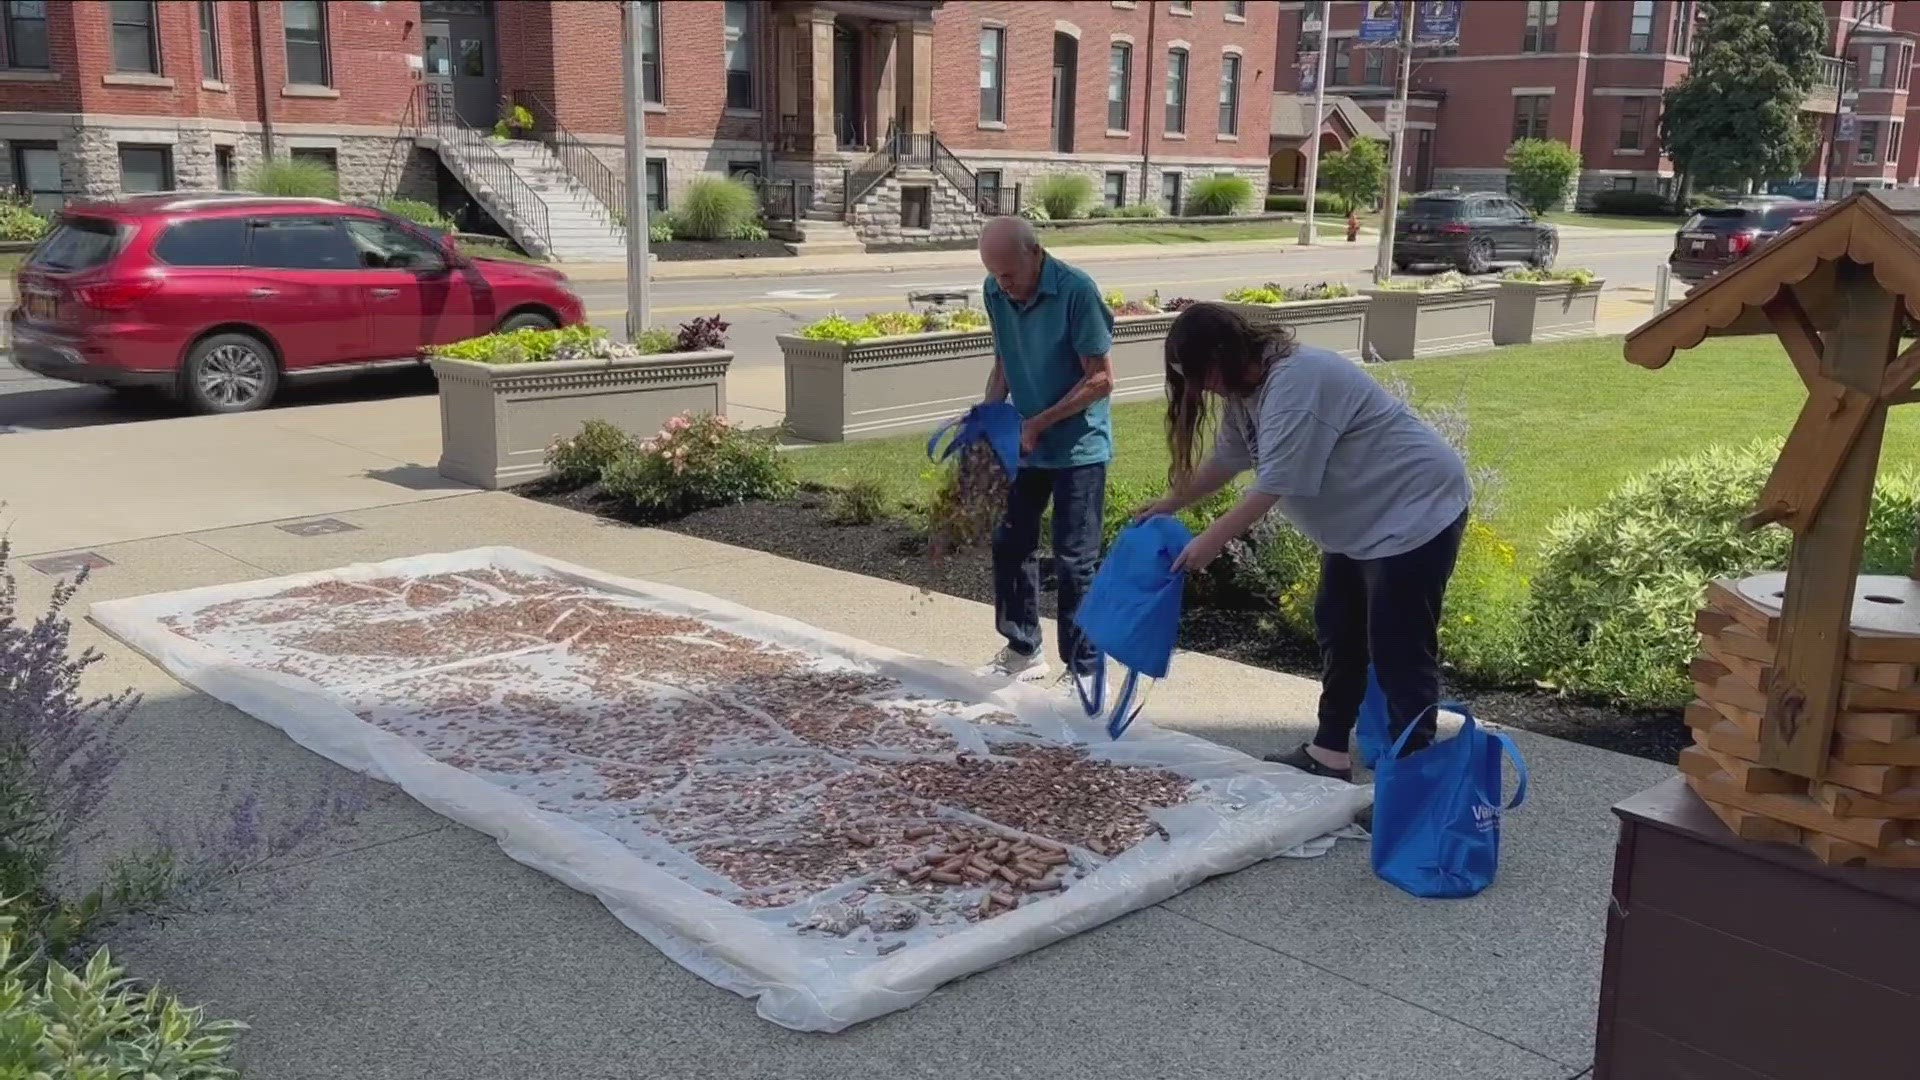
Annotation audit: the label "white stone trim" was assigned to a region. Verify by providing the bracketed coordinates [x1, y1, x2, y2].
[1403, 121, 1436, 130]
[1166, 39, 1192, 52]
[1420, 52, 1692, 63]
[0, 71, 57, 83]
[1222, 44, 1244, 56]
[102, 73, 173, 89]
[109, 129, 180, 145]
[1110, 32, 1135, 46]
[1592, 87, 1665, 97]
[1510, 87, 1557, 96]
[284, 135, 343, 150]
[954, 148, 1264, 168]
[1055, 20, 1082, 39]
[282, 84, 341, 99]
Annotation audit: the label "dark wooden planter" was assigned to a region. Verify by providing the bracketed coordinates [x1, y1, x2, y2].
[1593, 777, 1920, 1079]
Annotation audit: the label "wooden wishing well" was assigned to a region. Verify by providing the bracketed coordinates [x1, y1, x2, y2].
[1625, 190, 1920, 868]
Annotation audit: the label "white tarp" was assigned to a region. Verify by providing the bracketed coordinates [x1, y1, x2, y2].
[91, 547, 1369, 1031]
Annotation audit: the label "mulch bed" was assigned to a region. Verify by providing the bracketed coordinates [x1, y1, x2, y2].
[652, 239, 795, 261]
[523, 483, 1688, 766]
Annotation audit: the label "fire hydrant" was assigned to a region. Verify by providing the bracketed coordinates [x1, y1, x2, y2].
[1345, 210, 1360, 243]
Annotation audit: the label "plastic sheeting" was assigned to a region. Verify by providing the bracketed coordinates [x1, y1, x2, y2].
[91, 547, 1370, 1031]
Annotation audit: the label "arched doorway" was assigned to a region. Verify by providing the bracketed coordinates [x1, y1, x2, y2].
[1051, 32, 1078, 154]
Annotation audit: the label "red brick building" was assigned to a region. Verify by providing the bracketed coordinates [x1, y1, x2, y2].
[1273, 1, 1902, 206]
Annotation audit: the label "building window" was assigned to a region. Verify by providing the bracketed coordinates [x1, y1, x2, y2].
[1523, 2, 1558, 53]
[1629, 0, 1654, 53]
[975, 168, 1003, 214]
[4, 1, 48, 70]
[11, 140, 59, 215]
[1866, 44, 1888, 89]
[979, 26, 1005, 124]
[645, 159, 667, 211]
[1160, 171, 1183, 215]
[1218, 53, 1241, 136]
[118, 145, 173, 194]
[1617, 97, 1645, 151]
[1225, 1, 1247, 18]
[198, 1, 221, 80]
[1891, 121, 1904, 164]
[1512, 94, 1551, 143]
[1613, 176, 1638, 192]
[1858, 120, 1880, 164]
[214, 145, 235, 190]
[1363, 43, 1384, 84]
[284, 0, 329, 86]
[1902, 45, 1914, 91]
[1107, 43, 1131, 131]
[1668, 1, 1689, 55]
[110, 1, 159, 74]
[1165, 48, 1188, 134]
[291, 147, 337, 172]
[1104, 171, 1126, 208]
[900, 185, 931, 230]
[724, 0, 754, 110]
[1170, 1, 1193, 12]
[1331, 38, 1350, 84]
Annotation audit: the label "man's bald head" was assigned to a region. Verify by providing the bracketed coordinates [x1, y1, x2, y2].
[979, 215, 1045, 302]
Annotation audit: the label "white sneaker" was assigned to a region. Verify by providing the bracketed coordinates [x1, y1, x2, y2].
[978, 646, 1050, 683]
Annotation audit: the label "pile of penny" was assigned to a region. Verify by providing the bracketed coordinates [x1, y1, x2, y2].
[883, 746, 1190, 856]
[926, 440, 1013, 573]
[883, 824, 1076, 920]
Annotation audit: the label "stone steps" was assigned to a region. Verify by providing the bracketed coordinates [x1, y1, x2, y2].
[442, 137, 626, 261]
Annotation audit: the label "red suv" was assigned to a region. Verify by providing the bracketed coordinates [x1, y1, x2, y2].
[9, 193, 586, 413]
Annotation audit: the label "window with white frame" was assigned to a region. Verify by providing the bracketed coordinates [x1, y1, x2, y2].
[1108, 43, 1131, 131]
[1669, 1, 1692, 55]
[118, 144, 172, 194]
[975, 168, 1003, 214]
[1104, 171, 1126, 208]
[1868, 44, 1888, 89]
[1523, 2, 1558, 53]
[11, 140, 59, 215]
[1617, 97, 1645, 151]
[1890, 121, 1904, 164]
[1160, 171, 1183, 215]
[639, 1, 662, 104]
[1858, 120, 1881, 163]
[1225, 1, 1247, 19]
[646, 159, 667, 211]
[1165, 47, 1188, 134]
[198, 0, 221, 80]
[980, 27, 1005, 124]
[1512, 94, 1551, 142]
[724, 0, 754, 110]
[1218, 53, 1241, 136]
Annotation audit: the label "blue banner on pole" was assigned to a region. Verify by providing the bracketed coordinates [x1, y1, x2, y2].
[1415, 0, 1461, 43]
[1358, 1, 1402, 45]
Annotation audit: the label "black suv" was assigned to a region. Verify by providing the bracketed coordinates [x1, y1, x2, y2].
[1392, 192, 1559, 274]
[1668, 200, 1819, 285]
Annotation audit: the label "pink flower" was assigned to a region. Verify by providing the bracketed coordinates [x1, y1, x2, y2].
[665, 415, 690, 433]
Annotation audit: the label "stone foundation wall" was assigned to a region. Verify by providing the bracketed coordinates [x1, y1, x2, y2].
[950, 156, 1268, 215]
[849, 169, 980, 245]
[1430, 166, 1676, 211]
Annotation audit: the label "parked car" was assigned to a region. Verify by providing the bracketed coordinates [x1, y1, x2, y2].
[1391, 192, 1559, 275]
[8, 193, 586, 413]
[1667, 200, 1820, 285]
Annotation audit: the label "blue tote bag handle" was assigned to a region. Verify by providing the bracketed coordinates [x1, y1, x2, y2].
[1485, 727, 1530, 811]
[1072, 662, 1151, 740]
[1383, 703, 1531, 809]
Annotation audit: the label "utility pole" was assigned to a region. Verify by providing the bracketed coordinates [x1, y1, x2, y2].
[623, 0, 652, 338]
[1299, 0, 1329, 246]
[1373, 0, 1414, 283]
[1819, 0, 1888, 202]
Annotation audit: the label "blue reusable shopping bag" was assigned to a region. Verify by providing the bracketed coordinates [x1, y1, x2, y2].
[1072, 516, 1192, 739]
[926, 401, 1023, 478]
[1354, 665, 1391, 770]
[1370, 702, 1529, 899]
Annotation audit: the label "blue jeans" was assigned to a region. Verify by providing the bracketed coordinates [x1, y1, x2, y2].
[992, 463, 1107, 677]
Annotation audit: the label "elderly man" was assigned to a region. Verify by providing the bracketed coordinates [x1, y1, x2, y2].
[975, 215, 1115, 686]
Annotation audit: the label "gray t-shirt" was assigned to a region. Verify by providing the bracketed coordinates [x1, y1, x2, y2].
[1212, 345, 1471, 560]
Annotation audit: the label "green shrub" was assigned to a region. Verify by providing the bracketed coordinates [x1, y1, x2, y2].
[0, 197, 47, 242]
[1017, 203, 1051, 223]
[1224, 281, 1358, 304]
[546, 419, 634, 487]
[1681, 191, 1726, 212]
[1589, 189, 1672, 215]
[675, 177, 760, 241]
[380, 197, 453, 231]
[827, 477, 890, 525]
[1504, 138, 1582, 213]
[1031, 173, 1095, 220]
[244, 157, 338, 198]
[647, 213, 676, 243]
[1321, 139, 1387, 214]
[1501, 266, 1596, 287]
[1185, 174, 1256, 216]
[1525, 440, 1920, 708]
[1088, 204, 1116, 219]
[429, 325, 606, 364]
[1266, 193, 1343, 214]
[599, 412, 792, 516]
[1376, 269, 1475, 292]
[1114, 203, 1164, 219]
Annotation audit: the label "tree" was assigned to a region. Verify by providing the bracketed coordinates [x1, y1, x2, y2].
[1505, 139, 1583, 212]
[1320, 138, 1387, 215]
[1660, 0, 1829, 194]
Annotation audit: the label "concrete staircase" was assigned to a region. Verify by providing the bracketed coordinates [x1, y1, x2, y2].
[425, 133, 626, 263]
[786, 211, 866, 256]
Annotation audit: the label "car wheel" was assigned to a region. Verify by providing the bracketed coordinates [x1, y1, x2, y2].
[1529, 233, 1558, 269]
[1458, 237, 1494, 275]
[181, 332, 279, 414]
[496, 310, 557, 333]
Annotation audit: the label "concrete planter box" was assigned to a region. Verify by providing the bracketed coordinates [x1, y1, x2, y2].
[778, 313, 1174, 443]
[430, 350, 732, 490]
[1216, 296, 1372, 360]
[1359, 284, 1499, 360]
[1492, 279, 1605, 345]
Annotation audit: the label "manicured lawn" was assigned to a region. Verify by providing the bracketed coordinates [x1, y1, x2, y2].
[1543, 211, 1686, 231]
[787, 334, 1920, 564]
[1045, 220, 1300, 246]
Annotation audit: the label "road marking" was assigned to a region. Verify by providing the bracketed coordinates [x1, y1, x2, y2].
[763, 288, 838, 300]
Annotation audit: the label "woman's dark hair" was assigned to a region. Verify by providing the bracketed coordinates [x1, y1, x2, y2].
[1163, 302, 1294, 486]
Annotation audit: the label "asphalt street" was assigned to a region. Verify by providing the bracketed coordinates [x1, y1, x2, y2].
[0, 233, 1671, 433]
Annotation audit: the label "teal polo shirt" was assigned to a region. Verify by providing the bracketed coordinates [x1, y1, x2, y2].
[982, 255, 1115, 469]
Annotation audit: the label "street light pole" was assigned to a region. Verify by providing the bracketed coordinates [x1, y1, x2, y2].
[1299, 1, 1329, 246]
[1373, 1, 1414, 283]
[623, 0, 652, 338]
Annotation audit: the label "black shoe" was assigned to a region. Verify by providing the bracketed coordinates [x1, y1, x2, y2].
[1263, 744, 1354, 784]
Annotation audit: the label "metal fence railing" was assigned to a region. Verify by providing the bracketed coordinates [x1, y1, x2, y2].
[514, 90, 623, 228]
[413, 84, 552, 256]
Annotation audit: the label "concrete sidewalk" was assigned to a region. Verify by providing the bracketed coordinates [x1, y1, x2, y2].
[16, 489, 1661, 1080]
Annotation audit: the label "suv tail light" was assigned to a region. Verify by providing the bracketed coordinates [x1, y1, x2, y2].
[1728, 230, 1758, 257]
[76, 278, 159, 311]
[1439, 223, 1472, 235]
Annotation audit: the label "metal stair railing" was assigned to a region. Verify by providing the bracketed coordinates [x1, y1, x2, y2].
[512, 89, 624, 230]
[844, 122, 901, 209]
[416, 84, 553, 255]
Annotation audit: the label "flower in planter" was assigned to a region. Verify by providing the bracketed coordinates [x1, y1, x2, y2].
[1500, 267, 1596, 287]
[1103, 289, 1162, 317]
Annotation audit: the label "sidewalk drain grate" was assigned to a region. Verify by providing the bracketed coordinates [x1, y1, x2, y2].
[276, 518, 361, 537]
[28, 551, 112, 577]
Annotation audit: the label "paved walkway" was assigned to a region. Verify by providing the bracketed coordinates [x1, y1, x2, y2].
[23, 491, 1657, 1079]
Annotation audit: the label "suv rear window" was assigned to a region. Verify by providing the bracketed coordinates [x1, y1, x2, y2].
[28, 217, 120, 271]
[1406, 198, 1466, 221]
[1682, 207, 1763, 232]
[154, 217, 250, 267]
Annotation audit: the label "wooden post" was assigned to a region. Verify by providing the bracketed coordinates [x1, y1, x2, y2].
[1761, 259, 1900, 778]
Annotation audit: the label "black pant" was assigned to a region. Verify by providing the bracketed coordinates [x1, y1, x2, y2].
[1311, 510, 1468, 758]
[992, 463, 1107, 676]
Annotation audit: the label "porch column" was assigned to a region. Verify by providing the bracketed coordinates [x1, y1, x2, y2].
[776, 13, 800, 147]
[808, 10, 837, 156]
[873, 25, 898, 140]
[908, 20, 933, 134]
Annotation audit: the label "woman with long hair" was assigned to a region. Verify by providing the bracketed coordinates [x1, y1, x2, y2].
[1136, 303, 1472, 780]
